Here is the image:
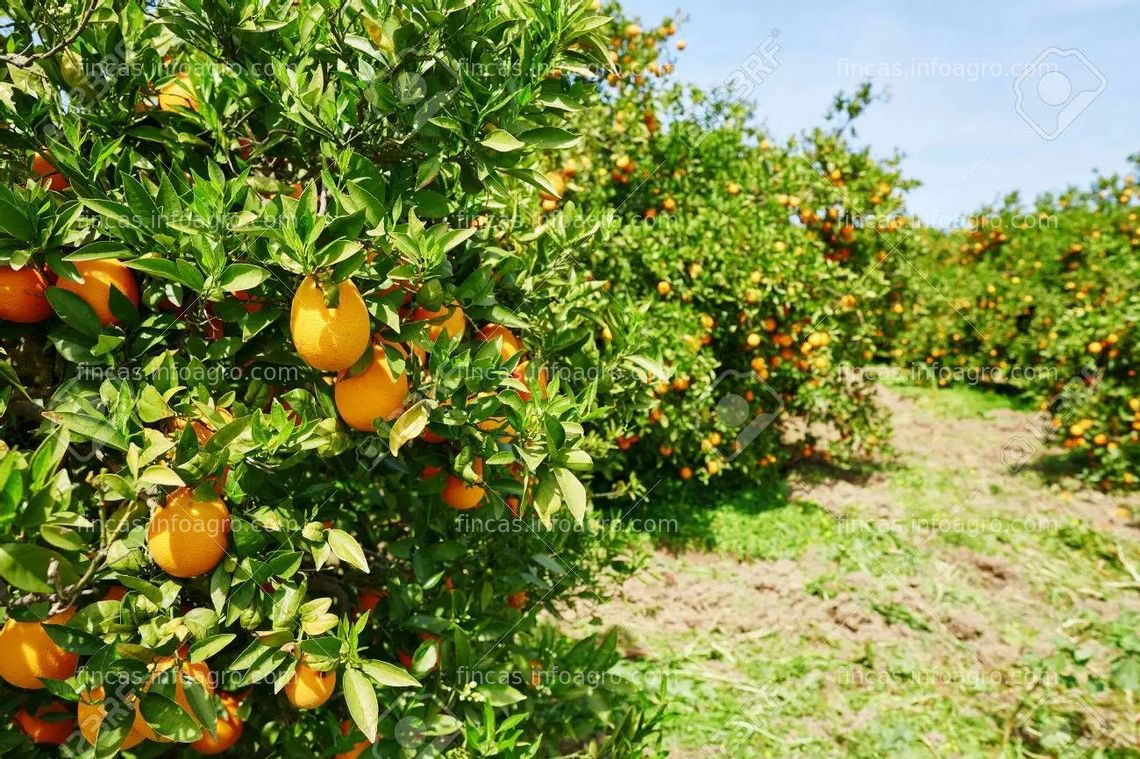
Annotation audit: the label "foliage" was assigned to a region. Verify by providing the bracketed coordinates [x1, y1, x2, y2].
[554, 6, 911, 487]
[0, 0, 664, 756]
[880, 163, 1140, 490]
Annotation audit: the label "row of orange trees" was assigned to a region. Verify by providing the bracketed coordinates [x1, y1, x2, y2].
[878, 167, 1139, 490]
[550, 5, 912, 488]
[1, 1, 1135, 757]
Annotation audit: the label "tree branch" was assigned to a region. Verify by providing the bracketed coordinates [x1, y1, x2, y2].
[0, 0, 99, 69]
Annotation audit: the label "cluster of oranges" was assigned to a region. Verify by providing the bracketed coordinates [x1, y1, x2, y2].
[602, 18, 680, 89]
[0, 256, 139, 327]
[879, 173, 1136, 489]
[0, 619, 248, 753]
[286, 271, 548, 511]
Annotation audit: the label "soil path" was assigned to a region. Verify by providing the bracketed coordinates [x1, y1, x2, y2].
[572, 386, 1140, 757]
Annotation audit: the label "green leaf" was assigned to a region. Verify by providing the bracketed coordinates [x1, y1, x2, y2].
[182, 678, 216, 738]
[140, 466, 184, 487]
[94, 698, 137, 758]
[553, 468, 587, 523]
[481, 129, 525, 152]
[43, 623, 103, 654]
[76, 198, 136, 227]
[0, 544, 79, 593]
[44, 287, 103, 337]
[42, 410, 128, 452]
[360, 659, 421, 688]
[139, 692, 203, 742]
[344, 667, 379, 742]
[327, 529, 369, 573]
[218, 264, 270, 292]
[412, 190, 450, 218]
[519, 127, 581, 149]
[533, 476, 561, 528]
[479, 682, 526, 706]
[189, 634, 236, 663]
[0, 196, 33, 241]
[389, 400, 433, 456]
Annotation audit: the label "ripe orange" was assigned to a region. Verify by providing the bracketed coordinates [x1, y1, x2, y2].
[336, 720, 375, 759]
[78, 686, 148, 749]
[133, 657, 215, 742]
[657, 280, 671, 296]
[147, 487, 231, 578]
[31, 153, 68, 191]
[442, 459, 485, 510]
[539, 171, 566, 202]
[513, 361, 548, 403]
[157, 73, 198, 112]
[290, 276, 371, 371]
[190, 693, 243, 754]
[334, 344, 411, 431]
[55, 259, 139, 326]
[412, 303, 466, 342]
[0, 265, 52, 323]
[355, 588, 386, 617]
[679, 466, 692, 480]
[0, 608, 79, 689]
[14, 703, 75, 744]
[479, 324, 523, 359]
[285, 658, 336, 710]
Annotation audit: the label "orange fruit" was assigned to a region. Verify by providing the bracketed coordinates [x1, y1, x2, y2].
[0, 609, 79, 689]
[334, 344, 411, 431]
[102, 584, 128, 601]
[190, 693, 243, 754]
[31, 153, 68, 191]
[336, 720, 376, 759]
[421, 428, 447, 443]
[479, 324, 523, 359]
[157, 73, 198, 112]
[290, 276, 371, 371]
[412, 303, 466, 342]
[355, 588, 385, 617]
[442, 459, 485, 510]
[539, 171, 566, 202]
[55, 259, 139, 326]
[133, 657, 215, 743]
[679, 466, 692, 481]
[0, 265, 52, 323]
[513, 361, 548, 403]
[284, 658, 336, 710]
[14, 703, 75, 745]
[78, 686, 148, 749]
[147, 487, 231, 578]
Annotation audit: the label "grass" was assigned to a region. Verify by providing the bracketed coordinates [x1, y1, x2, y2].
[578, 384, 1140, 758]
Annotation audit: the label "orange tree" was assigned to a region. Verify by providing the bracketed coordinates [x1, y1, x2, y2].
[0, 0, 664, 756]
[547, 7, 912, 486]
[878, 163, 1139, 490]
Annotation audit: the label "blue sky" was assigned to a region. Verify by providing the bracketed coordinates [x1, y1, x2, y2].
[618, 0, 1139, 225]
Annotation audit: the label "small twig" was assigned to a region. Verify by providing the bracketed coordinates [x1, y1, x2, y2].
[0, 0, 98, 68]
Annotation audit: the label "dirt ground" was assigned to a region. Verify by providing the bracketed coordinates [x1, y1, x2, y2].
[569, 385, 1140, 757]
